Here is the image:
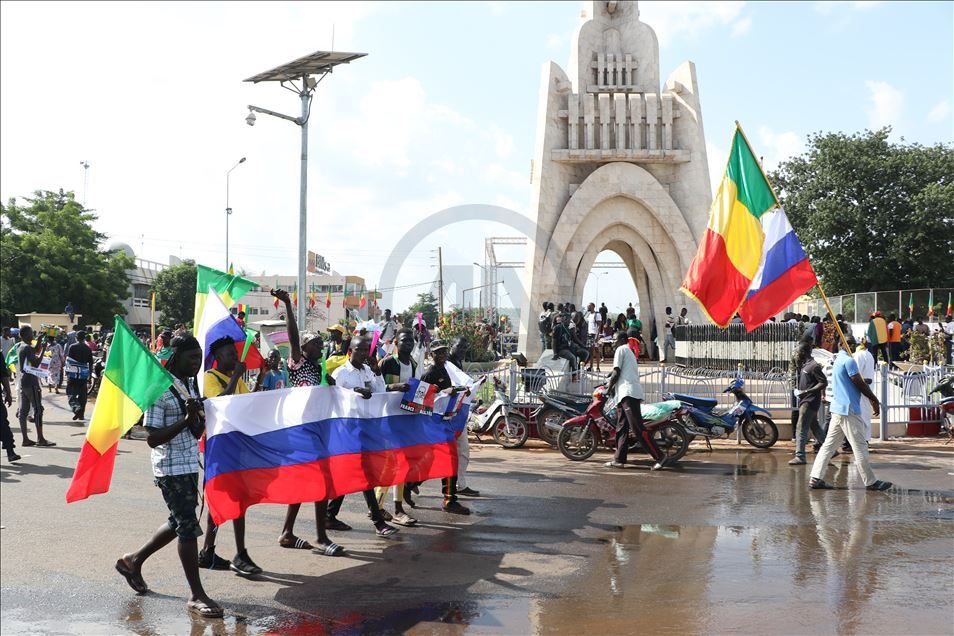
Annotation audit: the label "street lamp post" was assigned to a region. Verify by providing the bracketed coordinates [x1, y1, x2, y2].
[225, 157, 246, 270]
[588, 271, 609, 304]
[244, 50, 367, 330]
[473, 262, 488, 317]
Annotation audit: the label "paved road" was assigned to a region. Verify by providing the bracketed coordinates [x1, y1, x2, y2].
[2, 393, 953, 635]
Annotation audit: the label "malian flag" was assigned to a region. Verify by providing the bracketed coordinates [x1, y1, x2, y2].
[196, 286, 248, 396]
[193, 264, 257, 330]
[360, 293, 367, 309]
[309, 291, 316, 308]
[66, 317, 173, 502]
[202, 385, 469, 524]
[291, 291, 298, 307]
[681, 126, 777, 327]
[947, 292, 952, 317]
[326, 290, 332, 308]
[927, 290, 934, 318]
[738, 207, 817, 331]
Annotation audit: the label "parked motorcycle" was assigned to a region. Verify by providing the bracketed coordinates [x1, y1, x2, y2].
[556, 385, 691, 466]
[663, 378, 779, 449]
[531, 388, 592, 447]
[468, 377, 529, 449]
[87, 355, 105, 397]
[930, 374, 954, 443]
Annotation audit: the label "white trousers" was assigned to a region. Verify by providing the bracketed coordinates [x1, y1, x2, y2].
[456, 432, 470, 489]
[810, 412, 877, 486]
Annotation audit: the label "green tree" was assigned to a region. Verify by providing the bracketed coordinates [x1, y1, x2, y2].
[771, 128, 954, 295]
[405, 291, 439, 328]
[153, 260, 197, 328]
[0, 190, 133, 326]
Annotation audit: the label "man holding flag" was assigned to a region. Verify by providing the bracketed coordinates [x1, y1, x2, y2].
[115, 334, 224, 618]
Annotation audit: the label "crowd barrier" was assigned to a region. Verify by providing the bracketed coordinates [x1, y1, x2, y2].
[470, 361, 952, 440]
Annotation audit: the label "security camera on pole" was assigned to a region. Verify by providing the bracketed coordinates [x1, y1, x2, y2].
[243, 50, 367, 330]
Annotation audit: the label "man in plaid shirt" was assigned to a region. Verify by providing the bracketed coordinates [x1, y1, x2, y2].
[114, 335, 223, 619]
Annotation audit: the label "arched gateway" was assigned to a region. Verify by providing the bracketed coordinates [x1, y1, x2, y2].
[518, 0, 712, 360]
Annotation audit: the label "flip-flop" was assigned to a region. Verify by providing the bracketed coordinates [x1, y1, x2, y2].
[278, 536, 313, 550]
[391, 513, 417, 527]
[186, 600, 224, 619]
[115, 559, 148, 594]
[866, 480, 893, 491]
[375, 524, 399, 537]
[312, 542, 345, 556]
[37, 440, 56, 447]
[21, 440, 36, 447]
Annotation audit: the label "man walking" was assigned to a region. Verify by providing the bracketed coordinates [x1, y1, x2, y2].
[663, 307, 677, 363]
[788, 342, 828, 465]
[584, 303, 601, 371]
[809, 336, 892, 491]
[605, 331, 665, 470]
[271, 289, 346, 556]
[1, 359, 18, 462]
[66, 330, 93, 421]
[447, 337, 480, 498]
[115, 335, 223, 618]
[16, 327, 54, 447]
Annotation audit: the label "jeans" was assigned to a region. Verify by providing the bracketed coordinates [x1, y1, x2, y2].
[1, 401, 15, 454]
[664, 334, 676, 362]
[794, 403, 826, 459]
[555, 346, 589, 372]
[810, 412, 878, 486]
[17, 384, 42, 431]
[67, 378, 88, 418]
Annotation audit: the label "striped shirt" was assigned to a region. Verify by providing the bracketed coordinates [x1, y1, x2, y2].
[145, 379, 200, 477]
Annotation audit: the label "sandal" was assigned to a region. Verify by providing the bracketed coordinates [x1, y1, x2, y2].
[37, 440, 56, 447]
[810, 478, 834, 490]
[313, 541, 345, 556]
[115, 558, 148, 594]
[21, 439, 36, 447]
[375, 523, 399, 537]
[391, 512, 417, 527]
[186, 599, 224, 619]
[278, 536, 313, 550]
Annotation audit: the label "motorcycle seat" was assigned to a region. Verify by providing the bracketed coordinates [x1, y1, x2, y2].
[544, 390, 593, 406]
[671, 393, 718, 410]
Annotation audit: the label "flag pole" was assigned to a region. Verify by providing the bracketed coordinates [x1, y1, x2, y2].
[150, 291, 156, 349]
[816, 283, 851, 352]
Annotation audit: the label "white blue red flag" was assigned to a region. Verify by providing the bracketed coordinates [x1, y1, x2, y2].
[202, 385, 470, 524]
[738, 207, 817, 331]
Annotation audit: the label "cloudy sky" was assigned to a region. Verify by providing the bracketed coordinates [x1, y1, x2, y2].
[2, 1, 951, 315]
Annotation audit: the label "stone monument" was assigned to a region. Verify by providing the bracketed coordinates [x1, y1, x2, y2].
[518, 0, 711, 360]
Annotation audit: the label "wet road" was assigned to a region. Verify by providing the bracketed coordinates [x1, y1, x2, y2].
[2, 395, 953, 635]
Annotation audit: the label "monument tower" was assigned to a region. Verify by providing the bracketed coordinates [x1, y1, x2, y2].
[518, 0, 712, 359]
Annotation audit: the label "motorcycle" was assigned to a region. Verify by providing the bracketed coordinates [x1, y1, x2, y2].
[87, 355, 105, 397]
[468, 376, 529, 449]
[663, 378, 779, 449]
[556, 385, 691, 466]
[930, 374, 954, 443]
[531, 387, 593, 447]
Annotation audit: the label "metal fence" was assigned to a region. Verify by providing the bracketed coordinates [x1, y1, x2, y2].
[791, 287, 953, 323]
[470, 361, 952, 439]
[674, 323, 800, 372]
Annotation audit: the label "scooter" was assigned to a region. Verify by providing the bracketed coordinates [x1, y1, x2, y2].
[531, 387, 592, 447]
[556, 385, 691, 466]
[468, 377, 529, 449]
[930, 374, 954, 443]
[663, 378, 779, 449]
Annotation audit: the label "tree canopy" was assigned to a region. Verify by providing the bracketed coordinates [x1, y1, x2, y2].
[771, 128, 954, 296]
[405, 291, 439, 328]
[1, 190, 133, 326]
[153, 260, 197, 328]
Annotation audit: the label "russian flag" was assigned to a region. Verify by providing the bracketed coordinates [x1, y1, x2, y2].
[738, 207, 818, 332]
[196, 285, 248, 396]
[202, 385, 468, 525]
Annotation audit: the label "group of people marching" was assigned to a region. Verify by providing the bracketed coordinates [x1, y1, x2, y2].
[114, 289, 482, 619]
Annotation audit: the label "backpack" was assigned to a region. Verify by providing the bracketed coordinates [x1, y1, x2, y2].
[538, 312, 552, 335]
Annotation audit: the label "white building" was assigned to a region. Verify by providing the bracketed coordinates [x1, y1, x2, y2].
[239, 274, 380, 333]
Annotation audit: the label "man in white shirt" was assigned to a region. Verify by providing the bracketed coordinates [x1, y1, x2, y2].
[584, 303, 602, 371]
[663, 307, 676, 362]
[330, 334, 410, 537]
[853, 342, 876, 442]
[605, 331, 665, 470]
[378, 309, 398, 348]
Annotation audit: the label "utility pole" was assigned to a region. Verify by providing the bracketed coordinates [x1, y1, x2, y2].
[79, 160, 90, 206]
[437, 246, 444, 316]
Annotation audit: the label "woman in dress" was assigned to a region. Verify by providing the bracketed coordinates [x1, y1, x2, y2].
[46, 335, 66, 394]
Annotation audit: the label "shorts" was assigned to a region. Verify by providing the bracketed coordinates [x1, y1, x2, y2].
[586, 334, 597, 348]
[155, 473, 202, 540]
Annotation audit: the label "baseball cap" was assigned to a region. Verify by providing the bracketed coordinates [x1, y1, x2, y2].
[300, 332, 320, 347]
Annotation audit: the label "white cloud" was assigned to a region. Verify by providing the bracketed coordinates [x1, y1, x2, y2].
[730, 16, 752, 37]
[927, 99, 952, 124]
[864, 80, 904, 130]
[639, 1, 747, 48]
[757, 126, 805, 171]
[546, 33, 565, 50]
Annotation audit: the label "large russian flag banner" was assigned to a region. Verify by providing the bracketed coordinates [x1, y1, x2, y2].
[203, 386, 468, 524]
